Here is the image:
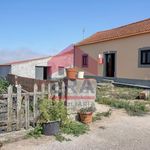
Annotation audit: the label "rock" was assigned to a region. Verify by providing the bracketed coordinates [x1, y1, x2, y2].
[0, 141, 3, 148]
[139, 90, 150, 100]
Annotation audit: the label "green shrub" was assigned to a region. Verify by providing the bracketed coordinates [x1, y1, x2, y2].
[26, 125, 43, 138]
[61, 121, 89, 136]
[28, 99, 89, 139]
[0, 78, 9, 94]
[38, 99, 67, 125]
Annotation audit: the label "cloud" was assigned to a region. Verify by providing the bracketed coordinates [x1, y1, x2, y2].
[0, 49, 47, 64]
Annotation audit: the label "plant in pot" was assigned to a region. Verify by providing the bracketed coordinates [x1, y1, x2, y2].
[38, 99, 67, 136]
[79, 105, 96, 124]
[66, 67, 77, 80]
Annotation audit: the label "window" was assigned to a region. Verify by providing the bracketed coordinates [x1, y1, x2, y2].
[140, 50, 150, 65]
[58, 66, 64, 75]
[82, 54, 88, 67]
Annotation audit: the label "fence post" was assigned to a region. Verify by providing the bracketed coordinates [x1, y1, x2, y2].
[48, 83, 51, 99]
[16, 85, 22, 130]
[25, 94, 29, 129]
[41, 83, 45, 99]
[55, 82, 59, 100]
[7, 85, 13, 132]
[33, 84, 38, 123]
[61, 81, 66, 101]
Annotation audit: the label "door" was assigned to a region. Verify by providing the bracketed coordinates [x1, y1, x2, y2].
[35, 66, 51, 80]
[35, 66, 44, 80]
[105, 53, 115, 77]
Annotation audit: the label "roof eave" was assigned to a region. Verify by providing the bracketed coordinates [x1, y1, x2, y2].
[76, 30, 150, 47]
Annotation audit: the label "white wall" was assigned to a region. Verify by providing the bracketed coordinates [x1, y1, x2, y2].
[11, 58, 50, 79]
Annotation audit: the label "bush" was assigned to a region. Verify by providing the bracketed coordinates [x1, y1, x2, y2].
[28, 99, 89, 140]
[0, 78, 9, 93]
[38, 99, 67, 125]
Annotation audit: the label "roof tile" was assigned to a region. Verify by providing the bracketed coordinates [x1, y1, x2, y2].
[76, 18, 150, 46]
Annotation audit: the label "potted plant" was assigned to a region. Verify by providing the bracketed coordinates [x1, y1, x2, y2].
[66, 67, 77, 79]
[79, 105, 96, 124]
[38, 99, 67, 136]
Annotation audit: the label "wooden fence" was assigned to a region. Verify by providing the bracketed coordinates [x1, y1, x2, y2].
[0, 81, 65, 134]
[7, 74, 59, 92]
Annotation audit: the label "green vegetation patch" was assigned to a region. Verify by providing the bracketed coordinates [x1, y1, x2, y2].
[93, 109, 111, 122]
[61, 121, 89, 137]
[96, 97, 149, 116]
[0, 78, 9, 94]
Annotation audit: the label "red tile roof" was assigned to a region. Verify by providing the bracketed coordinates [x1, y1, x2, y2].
[76, 18, 150, 46]
[0, 56, 51, 66]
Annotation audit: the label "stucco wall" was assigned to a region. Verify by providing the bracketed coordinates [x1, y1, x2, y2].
[11, 57, 51, 79]
[0, 66, 11, 78]
[48, 52, 74, 79]
[75, 33, 150, 80]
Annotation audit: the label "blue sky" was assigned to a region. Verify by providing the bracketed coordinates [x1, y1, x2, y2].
[0, 0, 150, 63]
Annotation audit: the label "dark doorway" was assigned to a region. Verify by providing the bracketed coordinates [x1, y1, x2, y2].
[105, 53, 115, 77]
[43, 67, 48, 80]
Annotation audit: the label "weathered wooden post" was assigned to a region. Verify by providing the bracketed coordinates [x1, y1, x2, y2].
[25, 94, 29, 129]
[55, 82, 59, 100]
[41, 83, 45, 99]
[48, 83, 51, 99]
[16, 85, 22, 130]
[7, 85, 13, 132]
[33, 84, 38, 123]
[61, 81, 66, 101]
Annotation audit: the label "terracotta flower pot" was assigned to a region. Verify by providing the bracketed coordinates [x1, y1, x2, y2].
[79, 112, 93, 124]
[66, 68, 77, 79]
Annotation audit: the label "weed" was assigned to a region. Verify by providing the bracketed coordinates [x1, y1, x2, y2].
[61, 121, 89, 136]
[126, 102, 149, 116]
[93, 109, 111, 122]
[26, 125, 43, 139]
[96, 97, 149, 116]
[96, 85, 142, 101]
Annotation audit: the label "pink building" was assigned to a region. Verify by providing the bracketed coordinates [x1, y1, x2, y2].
[47, 45, 74, 79]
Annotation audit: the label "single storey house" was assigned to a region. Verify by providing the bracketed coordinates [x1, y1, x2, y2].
[74, 18, 150, 86]
[0, 56, 51, 80]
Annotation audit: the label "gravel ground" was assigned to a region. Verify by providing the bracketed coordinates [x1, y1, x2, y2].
[2, 108, 150, 150]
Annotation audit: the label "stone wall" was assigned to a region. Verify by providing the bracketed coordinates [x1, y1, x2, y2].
[65, 78, 97, 113]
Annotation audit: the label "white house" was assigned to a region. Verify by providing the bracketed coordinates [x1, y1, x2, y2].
[0, 56, 51, 80]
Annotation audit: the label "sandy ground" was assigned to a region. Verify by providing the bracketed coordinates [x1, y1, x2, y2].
[2, 108, 150, 150]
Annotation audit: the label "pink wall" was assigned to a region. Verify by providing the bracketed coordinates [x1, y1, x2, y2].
[74, 47, 98, 76]
[47, 45, 74, 76]
[47, 44, 98, 77]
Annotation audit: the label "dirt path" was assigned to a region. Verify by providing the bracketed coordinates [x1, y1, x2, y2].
[2, 109, 150, 150]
